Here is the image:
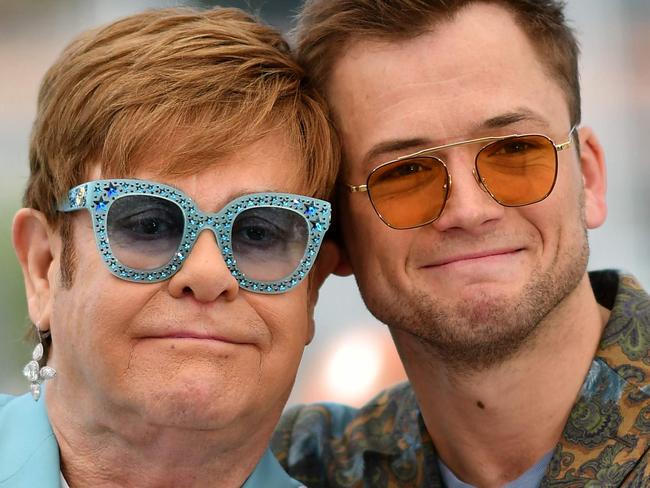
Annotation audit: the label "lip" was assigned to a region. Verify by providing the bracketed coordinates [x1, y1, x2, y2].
[142, 331, 252, 345]
[426, 248, 523, 268]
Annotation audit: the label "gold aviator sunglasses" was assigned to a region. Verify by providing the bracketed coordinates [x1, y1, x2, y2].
[345, 127, 576, 229]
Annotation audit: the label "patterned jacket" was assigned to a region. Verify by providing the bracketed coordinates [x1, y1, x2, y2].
[272, 271, 650, 487]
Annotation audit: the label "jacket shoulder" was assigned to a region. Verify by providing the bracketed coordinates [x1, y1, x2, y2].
[272, 382, 414, 458]
[271, 382, 417, 487]
[0, 394, 16, 410]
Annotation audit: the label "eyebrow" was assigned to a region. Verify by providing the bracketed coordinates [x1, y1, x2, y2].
[478, 109, 551, 131]
[361, 109, 551, 168]
[363, 138, 432, 169]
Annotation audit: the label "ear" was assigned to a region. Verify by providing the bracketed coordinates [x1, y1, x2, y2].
[12, 209, 56, 330]
[305, 240, 342, 344]
[577, 126, 607, 229]
[332, 242, 353, 277]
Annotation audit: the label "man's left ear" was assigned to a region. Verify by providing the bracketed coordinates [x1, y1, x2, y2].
[305, 240, 341, 344]
[578, 126, 607, 229]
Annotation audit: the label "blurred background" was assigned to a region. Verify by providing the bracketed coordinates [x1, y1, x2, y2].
[0, 0, 648, 407]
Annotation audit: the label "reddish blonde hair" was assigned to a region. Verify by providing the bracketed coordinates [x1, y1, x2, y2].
[23, 7, 340, 352]
[26, 7, 339, 223]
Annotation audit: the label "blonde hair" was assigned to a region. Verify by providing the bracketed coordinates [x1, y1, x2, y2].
[294, 0, 581, 127]
[26, 6, 339, 224]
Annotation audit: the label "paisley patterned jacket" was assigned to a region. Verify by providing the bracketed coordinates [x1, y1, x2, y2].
[272, 271, 650, 487]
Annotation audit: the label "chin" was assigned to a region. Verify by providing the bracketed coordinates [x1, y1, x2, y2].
[143, 381, 252, 428]
[431, 280, 522, 307]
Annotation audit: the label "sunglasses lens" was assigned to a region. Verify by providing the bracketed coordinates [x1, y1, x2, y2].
[107, 195, 184, 270]
[232, 207, 308, 282]
[367, 157, 448, 229]
[476, 135, 557, 206]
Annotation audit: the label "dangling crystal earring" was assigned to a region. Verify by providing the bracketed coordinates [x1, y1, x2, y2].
[23, 327, 56, 401]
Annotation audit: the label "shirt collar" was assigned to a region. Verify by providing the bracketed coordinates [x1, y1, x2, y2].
[61, 449, 300, 488]
[243, 449, 304, 487]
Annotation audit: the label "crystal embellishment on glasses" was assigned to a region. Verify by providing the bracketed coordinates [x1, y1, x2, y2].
[59, 179, 331, 294]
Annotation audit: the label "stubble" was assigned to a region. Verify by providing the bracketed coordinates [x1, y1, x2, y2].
[359, 219, 590, 374]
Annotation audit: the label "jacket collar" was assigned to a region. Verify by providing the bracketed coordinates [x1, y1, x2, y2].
[0, 392, 60, 488]
[545, 272, 650, 484]
[0, 392, 297, 487]
[244, 449, 303, 487]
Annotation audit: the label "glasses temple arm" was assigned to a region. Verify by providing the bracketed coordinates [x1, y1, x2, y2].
[555, 125, 579, 151]
[346, 183, 368, 193]
[57, 183, 91, 212]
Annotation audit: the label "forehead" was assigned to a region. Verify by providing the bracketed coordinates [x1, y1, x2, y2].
[93, 128, 305, 205]
[101, 127, 302, 176]
[326, 3, 570, 173]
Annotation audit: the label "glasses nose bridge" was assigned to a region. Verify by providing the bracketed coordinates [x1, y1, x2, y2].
[176, 215, 239, 284]
[186, 211, 228, 258]
[432, 138, 491, 197]
[427, 137, 486, 169]
[471, 167, 491, 195]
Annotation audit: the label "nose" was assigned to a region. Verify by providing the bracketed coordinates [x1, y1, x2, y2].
[167, 230, 239, 302]
[431, 155, 504, 232]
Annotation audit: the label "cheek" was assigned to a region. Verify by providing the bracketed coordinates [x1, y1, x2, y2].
[60, 227, 152, 330]
[518, 176, 585, 259]
[248, 290, 311, 356]
[342, 208, 408, 277]
[555, 155, 587, 209]
[50, 272, 157, 375]
[239, 292, 311, 410]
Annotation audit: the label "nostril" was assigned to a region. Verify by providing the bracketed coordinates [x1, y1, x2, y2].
[182, 286, 192, 295]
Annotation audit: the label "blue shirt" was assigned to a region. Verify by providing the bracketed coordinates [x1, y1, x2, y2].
[0, 392, 301, 487]
[437, 450, 553, 488]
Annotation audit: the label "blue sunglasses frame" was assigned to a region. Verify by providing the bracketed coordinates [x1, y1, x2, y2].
[58, 179, 331, 294]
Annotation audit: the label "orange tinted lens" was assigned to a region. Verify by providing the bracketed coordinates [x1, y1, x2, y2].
[367, 157, 448, 228]
[476, 135, 557, 206]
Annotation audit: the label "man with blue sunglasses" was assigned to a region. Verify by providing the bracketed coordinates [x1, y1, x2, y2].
[273, 0, 650, 486]
[3, 6, 338, 488]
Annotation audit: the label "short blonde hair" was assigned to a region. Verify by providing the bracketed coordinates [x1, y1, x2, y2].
[294, 0, 581, 127]
[26, 6, 339, 224]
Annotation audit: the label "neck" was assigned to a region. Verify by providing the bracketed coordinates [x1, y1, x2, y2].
[392, 274, 610, 488]
[46, 393, 274, 488]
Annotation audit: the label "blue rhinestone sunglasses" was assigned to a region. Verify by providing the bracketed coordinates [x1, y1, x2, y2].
[58, 179, 331, 294]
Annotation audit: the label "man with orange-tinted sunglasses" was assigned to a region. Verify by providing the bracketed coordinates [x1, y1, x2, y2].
[272, 1, 650, 486]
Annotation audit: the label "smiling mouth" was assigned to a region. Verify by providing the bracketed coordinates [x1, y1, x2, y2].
[428, 248, 523, 268]
[145, 333, 249, 345]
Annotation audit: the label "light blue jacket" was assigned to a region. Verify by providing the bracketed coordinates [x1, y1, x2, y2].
[0, 392, 302, 487]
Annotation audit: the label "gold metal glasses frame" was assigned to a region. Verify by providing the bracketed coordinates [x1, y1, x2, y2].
[344, 127, 577, 229]
[345, 127, 576, 194]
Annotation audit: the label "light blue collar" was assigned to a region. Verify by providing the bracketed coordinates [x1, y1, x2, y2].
[1, 392, 301, 487]
[437, 449, 554, 488]
[0, 392, 60, 488]
[243, 449, 304, 487]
